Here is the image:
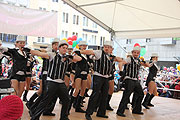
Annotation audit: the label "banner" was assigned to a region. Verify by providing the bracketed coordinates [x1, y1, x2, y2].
[0, 3, 57, 37]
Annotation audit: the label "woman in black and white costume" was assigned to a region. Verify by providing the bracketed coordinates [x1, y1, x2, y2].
[0, 36, 32, 97]
[142, 53, 159, 109]
[64, 45, 74, 88]
[26, 38, 59, 116]
[68, 41, 89, 113]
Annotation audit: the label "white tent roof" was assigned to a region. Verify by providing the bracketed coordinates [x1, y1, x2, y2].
[63, 0, 180, 38]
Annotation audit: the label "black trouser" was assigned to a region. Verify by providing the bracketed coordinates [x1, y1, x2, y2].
[86, 75, 109, 116]
[43, 95, 58, 114]
[31, 81, 70, 120]
[117, 79, 144, 114]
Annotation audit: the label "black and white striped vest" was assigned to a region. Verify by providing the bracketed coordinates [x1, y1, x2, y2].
[47, 53, 69, 80]
[124, 56, 141, 79]
[93, 50, 112, 75]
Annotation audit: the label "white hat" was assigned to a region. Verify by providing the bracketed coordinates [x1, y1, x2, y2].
[104, 41, 113, 47]
[59, 40, 68, 47]
[151, 53, 158, 57]
[126, 52, 132, 56]
[0, 40, 2, 44]
[132, 46, 141, 51]
[79, 41, 88, 46]
[68, 45, 73, 49]
[16, 36, 26, 42]
[52, 38, 60, 44]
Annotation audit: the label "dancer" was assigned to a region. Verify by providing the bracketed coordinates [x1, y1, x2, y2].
[116, 46, 150, 117]
[68, 41, 89, 113]
[79, 41, 124, 120]
[30, 40, 82, 120]
[142, 53, 158, 109]
[0, 36, 31, 97]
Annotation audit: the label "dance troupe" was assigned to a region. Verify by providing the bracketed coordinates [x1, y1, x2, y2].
[0, 36, 159, 120]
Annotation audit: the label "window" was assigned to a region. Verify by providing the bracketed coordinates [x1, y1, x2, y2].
[73, 15, 76, 24]
[52, 0, 58, 2]
[62, 12, 69, 23]
[39, 7, 42, 10]
[126, 39, 131, 44]
[100, 37, 105, 46]
[92, 22, 97, 28]
[66, 13, 69, 23]
[61, 30, 64, 38]
[146, 38, 151, 43]
[0, 33, 18, 43]
[82, 33, 87, 41]
[62, 12, 65, 22]
[73, 15, 79, 25]
[37, 37, 45, 43]
[83, 17, 88, 26]
[65, 31, 68, 38]
[76, 15, 79, 25]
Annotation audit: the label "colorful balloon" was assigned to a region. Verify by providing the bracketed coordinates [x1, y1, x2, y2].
[72, 41, 77, 47]
[134, 43, 140, 47]
[76, 45, 79, 49]
[67, 37, 72, 40]
[177, 65, 180, 71]
[62, 38, 68, 42]
[68, 40, 73, 45]
[77, 38, 82, 43]
[72, 35, 77, 41]
[140, 48, 146, 56]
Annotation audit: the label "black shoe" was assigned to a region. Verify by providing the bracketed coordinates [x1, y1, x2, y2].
[142, 103, 150, 109]
[75, 107, 86, 113]
[96, 114, 108, 118]
[23, 97, 28, 102]
[148, 103, 154, 107]
[106, 105, 113, 111]
[132, 111, 144, 115]
[43, 112, 56, 116]
[85, 114, 92, 120]
[116, 112, 126, 117]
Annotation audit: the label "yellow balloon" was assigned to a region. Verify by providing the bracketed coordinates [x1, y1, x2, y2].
[62, 38, 68, 42]
[76, 45, 79, 49]
[177, 65, 180, 71]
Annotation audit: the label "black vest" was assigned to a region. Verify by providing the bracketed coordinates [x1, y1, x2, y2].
[47, 53, 69, 80]
[75, 54, 89, 74]
[124, 56, 141, 79]
[147, 62, 158, 82]
[93, 50, 112, 75]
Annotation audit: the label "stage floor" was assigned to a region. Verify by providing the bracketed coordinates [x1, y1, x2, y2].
[22, 90, 180, 120]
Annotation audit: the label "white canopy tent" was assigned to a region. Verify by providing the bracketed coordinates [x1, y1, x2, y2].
[62, 0, 180, 39]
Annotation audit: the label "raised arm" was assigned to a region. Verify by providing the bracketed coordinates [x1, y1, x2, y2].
[80, 50, 95, 55]
[30, 50, 49, 59]
[72, 55, 82, 62]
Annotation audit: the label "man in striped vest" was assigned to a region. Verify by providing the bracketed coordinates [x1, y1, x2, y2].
[116, 46, 150, 117]
[80, 41, 124, 120]
[30, 40, 82, 120]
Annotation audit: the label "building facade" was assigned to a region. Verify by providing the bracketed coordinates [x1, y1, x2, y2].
[114, 37, 180, 68]
[0, 0, 110, 49]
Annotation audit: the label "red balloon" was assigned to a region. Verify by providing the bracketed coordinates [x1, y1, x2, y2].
[72, 35, 77, 41]
[134, 43, 140, 47]
[68, 40, 73, 45]
[67, 37, 72, 40]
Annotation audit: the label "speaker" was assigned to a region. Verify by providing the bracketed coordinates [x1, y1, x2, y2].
[0, 78, 11, 88]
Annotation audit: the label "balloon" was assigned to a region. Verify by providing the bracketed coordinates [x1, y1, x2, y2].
[140, 48, 146, 56]
[76, 45, 79, 49]
[62, 38, 68, 42]
[77, 38, 82, 42]
[68, 40, 73, 45]
[134, 43, 140, 47]
[72, 35, 77, 41]
[177, 65, 180, 71]
[164, 67, 167, 71]
[67, 37, 72, 40]
[72, 41, 77, 47]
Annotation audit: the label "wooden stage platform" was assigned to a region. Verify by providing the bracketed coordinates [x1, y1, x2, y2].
[22, 90, 180, 120]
